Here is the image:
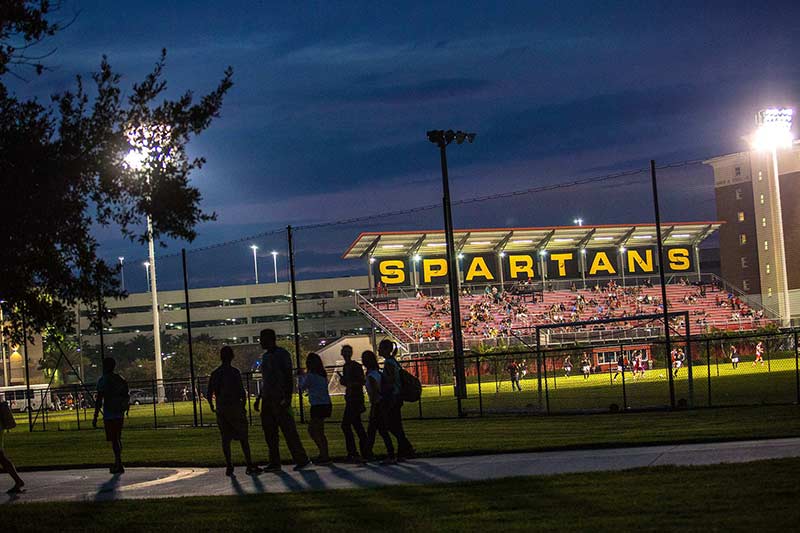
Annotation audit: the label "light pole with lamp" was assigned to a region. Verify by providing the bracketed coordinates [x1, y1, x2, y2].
[573, 218, 583, 226]
[271, 250, 279, 283]
[426, 129, 475, 404]
[118, 257, 125, 291]
[143, 262, 151, 292]
[124, 125, 170, 403]
[250, 245, 259, 284]
[752, 108, 794, 326]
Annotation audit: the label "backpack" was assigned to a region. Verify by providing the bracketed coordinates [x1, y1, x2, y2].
[0, 401, 17, 430]
[398, 367, 422, 403]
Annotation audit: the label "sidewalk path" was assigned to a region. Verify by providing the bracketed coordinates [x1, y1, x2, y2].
[3, 438, 799, 504]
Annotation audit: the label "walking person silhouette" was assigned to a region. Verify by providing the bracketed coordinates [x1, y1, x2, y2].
[207, 346, 262, 476]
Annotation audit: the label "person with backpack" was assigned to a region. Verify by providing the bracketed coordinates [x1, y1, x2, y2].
[92, 357, 130, 474]
[253, 328, 309, 472]
[379, 339, 415, 460]
[337, 344, 368, 463]
[361, 350, 396, 464]
[298, 352, 333, 466]
[0, 395, 24, 494]
[207, 346, 262, 477]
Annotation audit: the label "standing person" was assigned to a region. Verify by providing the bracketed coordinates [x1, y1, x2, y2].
[379, 339, 415, 460]
[361, 350, 395, 464]
[507, 360, 521, 391]
[613, 352, 625, 382]
[0, 397, 24, 494]
[298, 353, 333, 466]
[92, 357, 129, 474]
[673, 348, 685, 378]
[563, 355, 572, 378]
[207, 346, 262, 477]
[253, 328, 309, 472]
[729, 345, 740, 369]
[581, 352, 592, 380]
[337, 345, 367, 463]
[754, 341, 765, 366]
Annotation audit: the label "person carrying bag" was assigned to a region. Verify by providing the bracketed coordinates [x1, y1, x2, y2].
[0, 399, 25, 494]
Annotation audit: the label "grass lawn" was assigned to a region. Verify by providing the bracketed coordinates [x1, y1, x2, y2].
[4, 404, 800, 470]
[3, 458, 799, 531]
[16, 351, 800, 430]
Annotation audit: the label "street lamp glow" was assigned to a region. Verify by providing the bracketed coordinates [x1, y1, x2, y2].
[250, 245, 259, 284]
[270, 250, 279, 283]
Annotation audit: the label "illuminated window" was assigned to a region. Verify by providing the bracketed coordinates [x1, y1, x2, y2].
[768, 287, 773, 298]
[739, 234, 747, 245]
[760, 194, 765, 205]
[735, 166, 741, 177]
[762, 217, 767, 228]
[737, 211, 745, 222]
[766, 264, 771, 274]
[764, 240, 769, 251]
[736, 188, 743, 200]
[758, 171, 763, 181]
[740, 257, 748, 269]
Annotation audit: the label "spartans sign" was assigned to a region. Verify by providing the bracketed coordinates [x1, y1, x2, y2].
[372, 247, 693, 286]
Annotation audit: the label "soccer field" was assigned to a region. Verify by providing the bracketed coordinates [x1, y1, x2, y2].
[14, 352, 799, 430]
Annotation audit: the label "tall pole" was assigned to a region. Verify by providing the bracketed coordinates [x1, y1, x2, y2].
[251, 245, 259, 284]
[0, 304, 8, 387]
[144, 262, 151, 292]
[272, 251, 279, 283]
[75, 305, 83, 381]
[118, 257, 125, 291]
[439, 142, 466, 402]
[21, 307, 33, 431]
[651, 160, 676, 408]
[287, 226, 305, 423]
[769, 147, 791, 326]
[181, 249, 198, 427]
[147, 214, 165, 403]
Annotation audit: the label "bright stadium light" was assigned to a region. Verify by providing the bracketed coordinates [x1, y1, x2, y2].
[412, 254, 422, 262]
[270, 250, 279, 283]
[250, 245, 259, 284]
[573, 218, 583, 226]
[751, 107, 795, 325]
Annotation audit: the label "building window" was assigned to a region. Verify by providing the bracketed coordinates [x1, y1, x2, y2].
[764, 240, 769, 251]
[758, 171, 763, 181]
[762, 217, 767, 227]
[739, 234, 747, 245]
[740, 257, 748, 269]
[736, 188, 743, 200]
[766, 263, 771, 274]
[760, 193, 765, 205]
[737, 211, 745, 222]
[742, 280, 750, 291]
[768, 287, 773, 298]
[735, 166, 741, 177]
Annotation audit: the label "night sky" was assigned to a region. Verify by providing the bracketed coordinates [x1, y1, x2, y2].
[10, 1, 800, 290]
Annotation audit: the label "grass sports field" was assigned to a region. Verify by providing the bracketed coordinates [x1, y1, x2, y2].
[2, 458, 799, 531]
[16, 350, 799, 431]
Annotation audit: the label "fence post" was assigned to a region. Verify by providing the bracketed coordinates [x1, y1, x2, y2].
[416, 360, 423, 419]
[475, 356, 483, 416]
[494, 356, 499, 393]
[552, 355, 558, 390]
[536, 327, 543, 411]
[685, 317, 694, 409]
[620, 344, 628, 411]
[246, 373, 253, 426]
[152, 379, 158, 429]
[287, 225, 306, 424]
[542, 352, 551, 415]
[794, 330, 799, 405]
[706, 339, 712, 407]
[197, 377, 204, 427]
[75, 385, 81, 430]
[181, 248, 199, 428]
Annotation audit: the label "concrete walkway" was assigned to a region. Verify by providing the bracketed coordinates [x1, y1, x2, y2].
[3, 438, 799, 504]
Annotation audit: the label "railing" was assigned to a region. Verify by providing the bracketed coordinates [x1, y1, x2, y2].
[354, 291, 414, 350]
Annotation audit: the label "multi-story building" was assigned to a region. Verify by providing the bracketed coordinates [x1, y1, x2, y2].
[80, 275, 372, 346]
[705, 141, 800, 320]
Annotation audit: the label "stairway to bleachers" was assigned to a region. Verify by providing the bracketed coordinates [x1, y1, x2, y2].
[356, 281, 775, 346]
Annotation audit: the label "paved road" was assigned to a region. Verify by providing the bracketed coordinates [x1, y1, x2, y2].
[3, 438, 799, 504]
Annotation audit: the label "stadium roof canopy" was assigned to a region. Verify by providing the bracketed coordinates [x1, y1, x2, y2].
[343, 221, 722, 259]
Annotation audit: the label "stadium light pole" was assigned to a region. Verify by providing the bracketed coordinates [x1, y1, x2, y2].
[118, 257, 125, 291]
[250, 245, 259, 284]
[124, 124, 169, 404]
[427, 129, 475, 404]
[573, 218, 583, 226]
[271, 251, 279, 283]
[143, 262, 151, 292]
[751, 108, 794, 326]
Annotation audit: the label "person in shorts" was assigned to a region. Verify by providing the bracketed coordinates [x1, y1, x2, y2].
[581, 352, 592, 380]
[563, 355, 572, 378]
[207, 346, 262, 477]
[673, 348, 685, 377]
[0, 395, 25, 494]
[299, 352, 333, 465]
[729, 345, 739, 369]
[754, 342, 765, 366]
[93, 357, 129, 474]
